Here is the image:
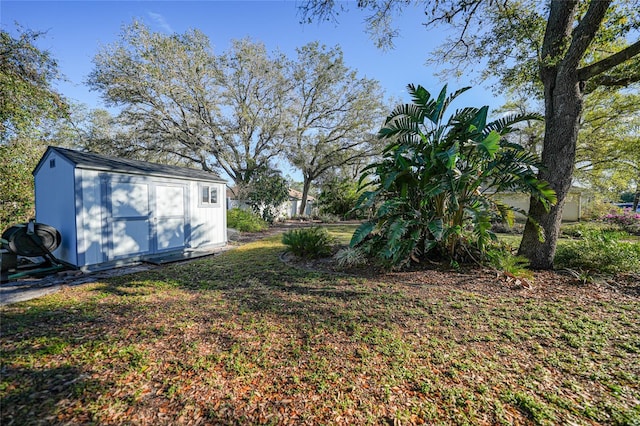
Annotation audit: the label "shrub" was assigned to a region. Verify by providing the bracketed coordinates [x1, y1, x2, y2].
[282, 227, 334, 258]
[560, 222, 621, 239]
[317, 178, 361, 219]
[334, 246, 368, 268]
[555, 230, 640, 274]
[350, 84, 556, 269]
[602, 208, 640, 235]
[485, 245, 533, 280]
[317, 214, 341, 223]
[243, 166, 289, 223]
[227, 208, 268, 232]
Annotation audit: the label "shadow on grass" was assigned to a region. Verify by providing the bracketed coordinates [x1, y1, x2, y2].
[0, 365, 103, 424]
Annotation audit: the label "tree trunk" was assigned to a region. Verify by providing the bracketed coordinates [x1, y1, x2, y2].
[299, 177, 312, 216]
[633, 187, 639, 212]
[518, 74, 584, 269]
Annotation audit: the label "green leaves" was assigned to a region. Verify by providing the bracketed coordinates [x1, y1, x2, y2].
[478, 131, 500, 158]
[350, 221, 376, 247]
[351, 84, 556, 269]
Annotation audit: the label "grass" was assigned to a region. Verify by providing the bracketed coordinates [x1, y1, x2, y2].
[1, 227, 639, 425]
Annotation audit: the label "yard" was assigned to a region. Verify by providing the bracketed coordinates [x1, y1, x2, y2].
[1, 225, 639, 425]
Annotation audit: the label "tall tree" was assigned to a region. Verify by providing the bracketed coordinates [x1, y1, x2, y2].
[300, 0, 640, 269]
[285, 42, 387, 214]
[1, 27, 68, 142]
[0, 27, 68, 228]
[217, 38, 291, 184]
[88, 22, 289, 184]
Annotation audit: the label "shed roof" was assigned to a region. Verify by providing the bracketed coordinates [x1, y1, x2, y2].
[35, 146, 226, 183]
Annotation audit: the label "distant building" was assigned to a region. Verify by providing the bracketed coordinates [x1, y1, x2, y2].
[493, 188, 585, 222]
[226, 187, 316, 219]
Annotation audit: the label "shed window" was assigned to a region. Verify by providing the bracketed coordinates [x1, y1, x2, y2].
[199, 184, 220, 207]
[49, 158, 56, 168]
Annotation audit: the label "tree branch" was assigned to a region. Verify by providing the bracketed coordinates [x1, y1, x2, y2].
[578, 39, 640, 81]
[562, 0, 611, 72]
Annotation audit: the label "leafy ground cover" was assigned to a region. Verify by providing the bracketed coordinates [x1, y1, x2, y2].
[1, 227, 639, 425]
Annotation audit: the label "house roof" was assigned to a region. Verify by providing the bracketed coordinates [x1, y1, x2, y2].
[35, 146, 226, 183]
[288, 188, 315, 201]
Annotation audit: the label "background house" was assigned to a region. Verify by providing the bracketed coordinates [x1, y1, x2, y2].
[226, 187, 316, 219]
[33, 146, 227, 270]
[493, 188, 585, 222]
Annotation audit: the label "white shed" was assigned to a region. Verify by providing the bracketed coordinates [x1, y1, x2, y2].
[33, 146, 227, 271]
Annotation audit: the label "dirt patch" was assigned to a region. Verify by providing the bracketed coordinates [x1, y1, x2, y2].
[282, 250, 640, 301]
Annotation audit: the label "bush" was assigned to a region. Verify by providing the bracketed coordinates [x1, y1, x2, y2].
[334, 246, 368, 268]
[555, 230, 640, 274]
[317, 178, 361, 219]
[317, 214, 341, 223]
[282, 227, 334, 258]
[582, 199, 621, 220]
[350, 84, 555, 269]
[602, 209, 640, 235]
[560, 222, 621, 239]
[227, 208, 268, 232]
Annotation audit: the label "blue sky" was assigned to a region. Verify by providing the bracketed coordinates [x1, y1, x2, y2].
[2, 0, 505, 112]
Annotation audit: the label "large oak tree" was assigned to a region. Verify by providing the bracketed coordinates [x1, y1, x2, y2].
[88, 22, 289, 185]
[285, 42, 387, 214]
[301, 0, 640, 269]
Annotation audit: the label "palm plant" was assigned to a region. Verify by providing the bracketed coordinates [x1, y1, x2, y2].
[351, 84, 556, 268]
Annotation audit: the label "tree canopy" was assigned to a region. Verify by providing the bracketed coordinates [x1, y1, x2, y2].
[285, 42, 387, 215]
[88, 22, 387, 204]
[0, 27, 69, 228]
[1, 27, 68, 142]
[300, 0, 640, 269]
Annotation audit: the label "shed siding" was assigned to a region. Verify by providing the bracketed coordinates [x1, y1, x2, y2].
[189, 181, 226, 247]
[34, 151, 78, 265]
[76, 169, 105, 267]
[34, 147, 227, 270]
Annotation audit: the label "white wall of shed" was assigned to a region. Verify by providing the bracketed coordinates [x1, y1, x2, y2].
[34, 150, 78, 265]
[76, 169, 105, 267]
[189, 181, 227, 247]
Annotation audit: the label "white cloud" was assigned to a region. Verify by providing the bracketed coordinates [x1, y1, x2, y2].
[147, 11, 174, 33]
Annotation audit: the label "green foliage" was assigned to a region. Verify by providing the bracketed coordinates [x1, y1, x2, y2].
[88, 23, 289, 184]
[574, 89, 640, 200]
[1, 27, 68, 141]
[244, 166, 289, 223]
[0, 139, 47, 230]
[561, 222, 616, 239]
[555, 230, 640, 274]
[485, 245, 533, 280]
[282, 227, 334, 259]
[226, 208, 268, 233]
[317, 177, 361, 219]
[351, 84, 556, 268]
[582, 199, 623, 221]
[285, 42, 388, 217]
[333, 246, 368, 268]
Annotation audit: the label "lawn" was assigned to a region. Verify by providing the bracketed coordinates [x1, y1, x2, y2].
[1, 228, 639, 425]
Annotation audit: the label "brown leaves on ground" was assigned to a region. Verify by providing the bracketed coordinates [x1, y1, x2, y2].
[1, 233, 639, 425]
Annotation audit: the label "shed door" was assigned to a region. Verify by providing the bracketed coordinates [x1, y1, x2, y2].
[105, 177, 189, 261]
[154, 184, 187, 252]
[106, 180, 152, 259]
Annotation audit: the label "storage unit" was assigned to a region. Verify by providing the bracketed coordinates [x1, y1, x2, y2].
[33, 146, 227, 270]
